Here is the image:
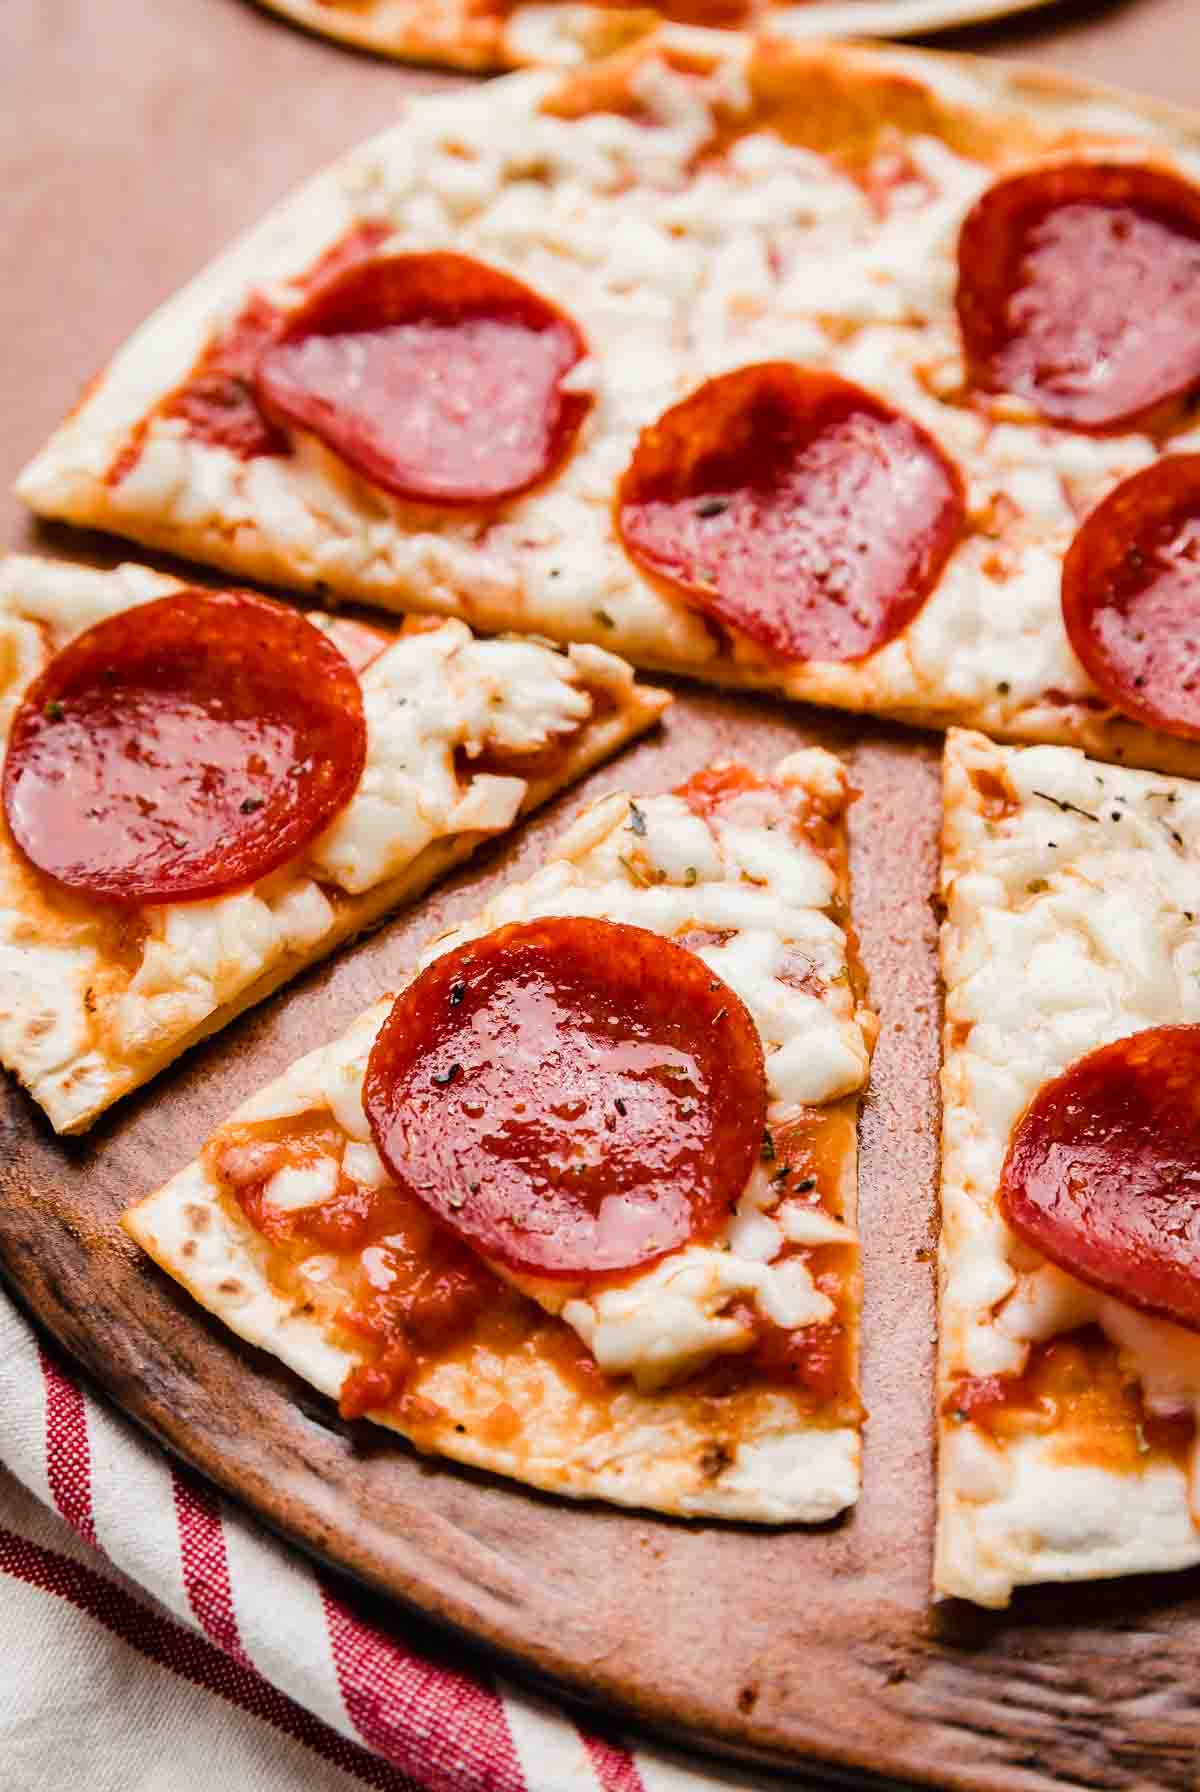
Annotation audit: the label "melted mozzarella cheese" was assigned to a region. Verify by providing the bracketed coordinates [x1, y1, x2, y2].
[400, 750, 869, 1388]
[35, 47, 1200, 753]
[306, 623, 604, 893]
[562, 1246, 833, 1395]
[266, 1156, 339, 1212]
[938, 730, 1200, 1601]
[229, 751, 870, 1394]
[0, 559, 639, 1129]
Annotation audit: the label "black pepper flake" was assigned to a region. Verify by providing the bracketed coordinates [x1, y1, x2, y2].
[450, 980, 466, 1007]
[615, 1097, 627, 1117]
[684, 866, 698, 887]
[996, 681, 1010, 696]
[432, 1063, 461, 1088]
[1032, 789, 1098, 822]
[696, 497, 730, 518]
[628, 801, 647, 837]
[239, 796, 265, 815]
[760, 1129, 776, 1163]
[593, 608, 615, 629]
[1186, 912, 1195, 923]
[1111, 811, 1122, 822]
[1171, 827, 1185, 847]
[794, 1176, 817, 1194]
[771, 1164, 792, 1185]
[42, 700, 65, 722]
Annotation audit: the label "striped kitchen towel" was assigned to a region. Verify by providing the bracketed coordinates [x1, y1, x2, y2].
[0, 1296, 801, 1792]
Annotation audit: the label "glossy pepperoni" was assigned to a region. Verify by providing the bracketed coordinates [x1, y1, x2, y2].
[616, 364, 964, 664]
[151, 222, 392, 468]
[3, 589, 366, 905]
[1062, 455, 1200, 740]
[255, 252, 592, 505]
[957, 162, 1200, 433]
[363, 916, 767, 1279]
[998, 1025, 1200, 1333]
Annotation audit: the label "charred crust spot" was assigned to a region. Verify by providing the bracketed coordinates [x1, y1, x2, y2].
[217, 1277, 242, 1296]
[736, 1683, 760, 1715]
[184, 1203, 211, 1233]
[180, 1241, 196, 1260]
[24, 1014, 53, 1040]
[699, 1441, 733, 1479]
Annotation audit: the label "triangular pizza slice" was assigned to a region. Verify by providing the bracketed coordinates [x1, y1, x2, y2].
[0, 556, 666, 1132]
[938, 728, 1200, 1605]
[21, 39, 1200, 778]
[125, 750, 876, 1521]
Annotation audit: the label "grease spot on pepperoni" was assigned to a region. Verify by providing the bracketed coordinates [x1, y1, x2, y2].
[3, 589, 366, 905]
[616, 364, 964, 664]
[957, 163, 1200, 434]
[255, 252, 592, 505]
[363, 916, 766, 1280]
[999, 1025, 1200, 1333]
[1062, 454, 1200, 740]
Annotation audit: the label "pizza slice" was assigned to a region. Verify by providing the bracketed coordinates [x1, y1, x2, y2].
[0, 556, 666, 1134]
[21, 39, 1200, 778]
[937, 728, 1200, 1606]
[250, 0, 1054, 74]
[124, 751, 876, 1521]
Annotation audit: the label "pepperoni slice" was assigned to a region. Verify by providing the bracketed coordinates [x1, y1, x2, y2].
[255, 252, 591, 505]
[4, 589, 366, 906]
[616, 364, 964, 664]
[153, 223, 392, 467]
[957, 162, 1200, 433]
[998, 1026, 1200, 1333]
[363, 917, 767, 1280]
[1062, 455, 1200, 739]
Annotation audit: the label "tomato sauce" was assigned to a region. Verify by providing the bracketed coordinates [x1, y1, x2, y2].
[945, 1326, 1195, 1476]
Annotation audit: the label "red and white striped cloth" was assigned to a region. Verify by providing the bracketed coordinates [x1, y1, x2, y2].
[0, 1295, 801, 1792]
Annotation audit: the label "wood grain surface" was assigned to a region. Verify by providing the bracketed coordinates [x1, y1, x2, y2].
[5, 2, 1200, 1786]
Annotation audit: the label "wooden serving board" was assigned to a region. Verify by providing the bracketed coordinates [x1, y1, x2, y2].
[4, 2, 1200, 1787]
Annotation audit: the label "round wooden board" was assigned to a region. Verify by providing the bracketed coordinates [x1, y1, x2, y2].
[4, 2, 1200, 1787]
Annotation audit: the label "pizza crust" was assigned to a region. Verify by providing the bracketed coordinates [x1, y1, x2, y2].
[128, 1147, 859, 1523]
[125, 752, 873, 1521]
[249, 0, 1057, 75]
[21, 38, 1200, 779]
[937, 729, 1200, 1605]
[0, 556, 666, 1132]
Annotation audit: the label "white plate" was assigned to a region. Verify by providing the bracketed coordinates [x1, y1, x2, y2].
[771, 0, 1059, 39]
